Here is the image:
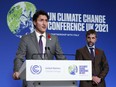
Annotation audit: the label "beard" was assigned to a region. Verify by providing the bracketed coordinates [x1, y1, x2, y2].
[87, 42, 94, 47]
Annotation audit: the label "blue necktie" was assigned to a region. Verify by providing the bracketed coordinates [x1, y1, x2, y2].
[89, 48, 94, 59]
[39, 35, 43, 55]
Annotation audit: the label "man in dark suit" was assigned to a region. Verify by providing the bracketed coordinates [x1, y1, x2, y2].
[13, 10, 66, 87]
[75, 29, 109, 87]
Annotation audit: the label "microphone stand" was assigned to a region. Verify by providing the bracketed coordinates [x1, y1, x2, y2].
[46, 47, 75, 56]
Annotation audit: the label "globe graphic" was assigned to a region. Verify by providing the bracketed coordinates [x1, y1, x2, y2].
[68, 65, 78, 75]
[7, 1, 37, 38]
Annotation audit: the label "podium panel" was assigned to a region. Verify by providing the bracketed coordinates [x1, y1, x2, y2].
[19, 60, 92, 87]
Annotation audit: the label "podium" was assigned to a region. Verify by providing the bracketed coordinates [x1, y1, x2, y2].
[19, 60, 92, 87]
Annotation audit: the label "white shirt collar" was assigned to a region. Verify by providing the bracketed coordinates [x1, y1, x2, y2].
[35, 30, 46, 38]
[86, 44, 95, 49]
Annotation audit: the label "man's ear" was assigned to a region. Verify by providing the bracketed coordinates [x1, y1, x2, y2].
[33, 21, 36, 26]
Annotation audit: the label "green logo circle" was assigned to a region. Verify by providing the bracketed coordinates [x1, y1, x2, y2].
[68, 65, 78, 75]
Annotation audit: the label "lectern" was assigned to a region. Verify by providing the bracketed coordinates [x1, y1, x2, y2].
[19, 60, 92, 87]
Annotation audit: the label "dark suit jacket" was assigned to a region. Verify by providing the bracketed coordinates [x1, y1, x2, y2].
[75, 46, 109, 87]
[13, 31, 66, 87]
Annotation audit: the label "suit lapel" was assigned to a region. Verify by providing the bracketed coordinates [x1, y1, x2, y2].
[44, 33, 52, 59]
[30, 32, 51, 53]
[84, 46, 100, 61]
[95, 48, 99, 59]
[46, 33, 51, 47]
[30, 32, 40, 53]
[83, 46, 92, 60]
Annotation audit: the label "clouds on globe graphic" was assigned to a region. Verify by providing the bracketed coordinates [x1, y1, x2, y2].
[7, 1, 37, 38]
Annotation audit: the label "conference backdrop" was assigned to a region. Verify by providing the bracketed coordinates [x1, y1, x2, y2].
[0, 0, 115, 87]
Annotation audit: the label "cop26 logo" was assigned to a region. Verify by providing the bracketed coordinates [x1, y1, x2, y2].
[30, 65, 42, 74]
[68, 65, 78, 75]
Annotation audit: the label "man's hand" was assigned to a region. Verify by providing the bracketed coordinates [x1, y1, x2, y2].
[92, 76, 101, 85]
[13, 72, 20, 80]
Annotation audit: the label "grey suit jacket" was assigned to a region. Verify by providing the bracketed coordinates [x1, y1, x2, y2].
[75, 46, 109, 87]
[13, 32, 66, 87]
[14, 31, 66, 72]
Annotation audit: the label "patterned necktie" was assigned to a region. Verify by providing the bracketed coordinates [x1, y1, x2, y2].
[89, 48, 94, 59]
[39, 35, 43, 55]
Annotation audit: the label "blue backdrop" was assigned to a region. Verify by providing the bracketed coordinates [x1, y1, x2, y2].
[0, 0, 115, 87]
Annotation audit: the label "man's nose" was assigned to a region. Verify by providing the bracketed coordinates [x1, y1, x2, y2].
[43, 21, 47, 24]
[89, 38, 93, 41]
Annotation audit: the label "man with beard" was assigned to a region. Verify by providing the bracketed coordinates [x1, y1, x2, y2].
[75, 29, 109, 87]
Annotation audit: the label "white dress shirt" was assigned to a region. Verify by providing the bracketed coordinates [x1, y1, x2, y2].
[35, 30, 46, 54]
[87, 45, 95, 57]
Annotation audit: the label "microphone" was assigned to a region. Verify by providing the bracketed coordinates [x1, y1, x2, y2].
[46, 47, 75, 56]
[44, 47, 48, 59]
[31, 47, 48, 60]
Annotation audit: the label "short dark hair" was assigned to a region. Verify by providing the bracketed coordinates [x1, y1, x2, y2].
[32, 10, 49, 21]
[86, 29, 97, 38]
